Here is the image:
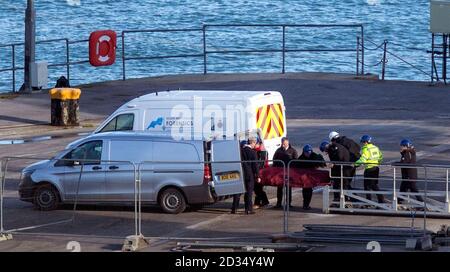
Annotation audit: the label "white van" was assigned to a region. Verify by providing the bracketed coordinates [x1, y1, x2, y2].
[90, 90, 286, 159]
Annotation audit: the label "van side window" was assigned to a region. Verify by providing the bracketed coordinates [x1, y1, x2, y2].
[100, 114, 134, 133]
[153, 142, 199, 162]
[61, 141, 103, 165]
[110, 140, 153, 163]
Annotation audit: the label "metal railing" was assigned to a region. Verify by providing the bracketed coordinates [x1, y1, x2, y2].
[0, 156, 138, 236]
[0, 156, 286, 245]
[0, 38, 91, 92]
[282, 159, 450, 234]
[359, 38, 432, 81]
[123, 24, 364, 78]
[1, 24, 364, 92]
[1, 155, 450, 249]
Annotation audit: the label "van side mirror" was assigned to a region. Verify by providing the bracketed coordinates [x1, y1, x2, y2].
[65, 160, 80, 167]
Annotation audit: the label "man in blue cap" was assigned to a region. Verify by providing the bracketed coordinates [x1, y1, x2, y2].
[293, 144, 326, 210]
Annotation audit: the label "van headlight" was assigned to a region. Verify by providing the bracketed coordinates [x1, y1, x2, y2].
[20, 169, 35, 186]
[22, 169, 35, 177]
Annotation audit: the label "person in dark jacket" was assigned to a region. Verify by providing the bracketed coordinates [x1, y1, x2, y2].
[254, 139, 269, 208]
[397, 139, 423, 203]
[320, 141, 353, 203]
[329, 131, 361, 188]
[232, 137, 260, 215]
[293, 144, 326, 210]
[273, 137, 298, 208]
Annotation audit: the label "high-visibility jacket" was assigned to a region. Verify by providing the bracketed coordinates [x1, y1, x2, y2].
[355, 143, 383, 169]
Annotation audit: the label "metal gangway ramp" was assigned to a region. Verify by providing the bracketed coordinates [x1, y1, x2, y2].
[321, 163, 450, 217]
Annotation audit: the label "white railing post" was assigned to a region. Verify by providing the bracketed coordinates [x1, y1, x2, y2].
[134, 164, 139, 237]
[284, 161, 288, 234]
[323, 185, 330, 213]
[138, 163, 142, 236]
[393, 167, 398, 211]
[340, 164, 345, 208]
[446, 169, 450, 213]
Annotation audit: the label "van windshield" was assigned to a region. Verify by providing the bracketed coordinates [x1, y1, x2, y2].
[100, 113, 134, 133]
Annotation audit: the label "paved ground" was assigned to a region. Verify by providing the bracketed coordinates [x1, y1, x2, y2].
[0, 72, 450, 252]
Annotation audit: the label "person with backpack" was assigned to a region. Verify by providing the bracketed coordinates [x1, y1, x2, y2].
[320, 141, 353, 204]
[329, 131, 361, 188]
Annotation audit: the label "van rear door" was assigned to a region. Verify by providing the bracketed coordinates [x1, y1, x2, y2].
[210, 140, 245, 196]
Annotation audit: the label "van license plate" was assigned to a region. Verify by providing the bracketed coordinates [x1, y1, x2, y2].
[219, 173, 240, 181]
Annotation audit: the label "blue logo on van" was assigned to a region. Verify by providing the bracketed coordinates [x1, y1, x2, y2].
[147, 117, 164, 129]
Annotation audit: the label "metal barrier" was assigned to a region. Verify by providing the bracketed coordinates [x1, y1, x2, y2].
[323, 163, 450, 216]
[135, 159, 285, 239]
[0, 155, 286, 247]
[1, 23, 364, 92]
[284, 159, 450, 234]
[0, 156, 139, 239]
[2, 154, 449, 249]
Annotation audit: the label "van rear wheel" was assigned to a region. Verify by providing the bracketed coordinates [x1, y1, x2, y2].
[159, 188, 186, 214]
[33, 184, 60, 211]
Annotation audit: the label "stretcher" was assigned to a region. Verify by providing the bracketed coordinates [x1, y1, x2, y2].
[259, 167, 331, 188]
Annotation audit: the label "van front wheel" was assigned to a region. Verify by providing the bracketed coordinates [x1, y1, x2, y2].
[159, 188, 186, 214]
[33, 184, 60, 211]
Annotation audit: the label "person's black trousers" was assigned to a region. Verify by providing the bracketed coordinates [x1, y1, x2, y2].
[349, 166, 357, 189]
[302, 188, 313, 208]
[364, 167, 384, 203]
[232, 179, 255, 212]
[276, 186, 292, 206]
[399, 180, 423, 202]
[254, 182, 269, 206]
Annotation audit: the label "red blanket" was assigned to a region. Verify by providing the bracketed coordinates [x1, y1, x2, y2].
[259, 167, 331, 188]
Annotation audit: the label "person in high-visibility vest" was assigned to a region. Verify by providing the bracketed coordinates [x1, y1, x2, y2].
[355, 135, 385, 203]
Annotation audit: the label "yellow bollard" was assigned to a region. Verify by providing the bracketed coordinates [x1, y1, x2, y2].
[49, 88, 81, 126]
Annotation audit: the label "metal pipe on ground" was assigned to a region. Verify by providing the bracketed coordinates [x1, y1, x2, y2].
[176, 241, 312, 251]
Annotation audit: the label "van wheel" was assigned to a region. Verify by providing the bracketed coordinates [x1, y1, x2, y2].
[33, 184, 60, 211]
[159, 188, 186, 214]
